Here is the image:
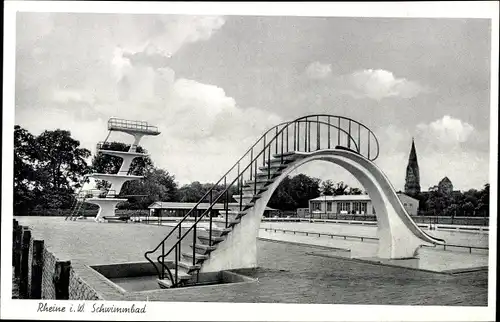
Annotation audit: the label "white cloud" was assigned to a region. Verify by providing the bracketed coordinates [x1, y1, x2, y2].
[15, 13, 283, 185]
[305, 62, 332, 79]
[416, 115, 475, 145]
[340, 69, 427, 101]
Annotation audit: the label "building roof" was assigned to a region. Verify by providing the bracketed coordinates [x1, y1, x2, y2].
[148, 201, 276, 211]
[309, 195, 371, 201]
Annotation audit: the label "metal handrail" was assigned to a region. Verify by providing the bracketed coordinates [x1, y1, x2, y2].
[144, 114, 380, 284]
[261, 227, 488, 253]
[108, 118, 160, 133]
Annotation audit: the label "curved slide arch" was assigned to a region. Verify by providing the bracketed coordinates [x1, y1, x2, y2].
[200, 149, 444, 273]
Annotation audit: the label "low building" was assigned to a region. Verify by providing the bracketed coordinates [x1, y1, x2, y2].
[309, 195, 374, 216]
[148, 201, 277, 217]
[308, 193, 419, 217]
[396, 192, 419, 216]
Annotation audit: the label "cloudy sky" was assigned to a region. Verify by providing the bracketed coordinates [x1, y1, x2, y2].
[14, 12, 492, 191]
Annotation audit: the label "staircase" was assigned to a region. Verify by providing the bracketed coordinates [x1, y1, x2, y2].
[145, 114, 380, 288]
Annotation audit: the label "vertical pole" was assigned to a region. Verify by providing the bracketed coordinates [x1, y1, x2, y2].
[14, 225, 22, 277]
[328, 116, 331, 149]
[178, 225, 181, 261]
[286, 125, 289, 152]
[173, 243, 176, 283]
[262, 137, 266, 166]
[281, 131, 284, 163]
[224, 177, 228, 228]
[250, 149, 253, 180]
[317, 116, 320, 150]
[53, 260, 71, 300]
[254, 160, 258, 195]
[304, 121, 308, 151]
[338, 117, 341, 146]
[348, 120, 351, 148]
[239, 176, 243, 211]
[294, 122, 297, 151]
[308, 121, 311, 152]
[275, 126, 278, 155]
[30, 240, 44, 299]
[209, 191, 212, 247]
[368, 131, 371, 160]
[19, 228, 31, 298]
[357, 123, 361, 153]
[267, 145, 271, 179]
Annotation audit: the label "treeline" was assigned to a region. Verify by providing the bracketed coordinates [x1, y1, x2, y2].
[13, 125, 489, 217]
[408, 185, 489, 217]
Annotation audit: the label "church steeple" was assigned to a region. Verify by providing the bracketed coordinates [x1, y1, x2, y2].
[404, 138, 421, 195]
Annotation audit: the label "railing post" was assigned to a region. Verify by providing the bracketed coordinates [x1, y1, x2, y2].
[19, 228, 31, 298]
[338, 117, 341, 146]
[195, 215, 199, 264]
[267, 145, 271, 179]
[53, 260, 71, 300]
[281, 131, 284, 162]
[368, 131, 371, 160]
[178, 225, 181, 261]
[250, 149, 253, 180]
[294, 122, 297, 151]
[286, 125, 289, 152]
[239, 177, 243, 211]
[304, 120, 308, 151]
[317, 116, 320, 150]
[162, 243, 166, 280]
[224, 177, 229, 228]
[13, 224, 22, 278]
[357, 123, 361, 153]
[30, 240, 44, 299]
[254, 160, 258, 195]
[275, 126, 278, 154]
[348, 120, 351, 148]
[328, 116, 331, 149]
[262, 136, 266, 166]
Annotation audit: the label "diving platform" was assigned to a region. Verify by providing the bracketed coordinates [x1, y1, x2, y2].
[67, 117, 161, 223]
[108, 118, 161, 136]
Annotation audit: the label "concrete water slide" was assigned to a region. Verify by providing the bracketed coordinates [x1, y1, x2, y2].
[200, 148, 445, 272]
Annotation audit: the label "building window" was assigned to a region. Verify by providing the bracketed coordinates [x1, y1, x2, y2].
[327, 202, 332, 212]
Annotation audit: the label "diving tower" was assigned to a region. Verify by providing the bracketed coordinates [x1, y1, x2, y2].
[69, 118, 160, 222]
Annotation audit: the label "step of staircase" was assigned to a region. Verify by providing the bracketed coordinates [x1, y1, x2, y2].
[212, 218, 241, 228]
[198, 234, 226, 245]
[181, 252, 209, 263]
[259, 164, 288, 172]
[178, 260, 201, 272]
[255, 171, 280, 179]
[242, 185, 268, 195]
[272, 151, 298, 158]
[190, 243, 217, 254]
[232, 194, 261, 203]
[203, 226, 232, 237]
[245, 178, 274, 186]
[157, 271, 192, 288]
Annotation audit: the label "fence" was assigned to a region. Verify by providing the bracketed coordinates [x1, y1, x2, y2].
[261, 227, 488, 254]
[12, 219, 102, 300]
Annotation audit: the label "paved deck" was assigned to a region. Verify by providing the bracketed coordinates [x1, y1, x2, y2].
[14, 216, 488, 305]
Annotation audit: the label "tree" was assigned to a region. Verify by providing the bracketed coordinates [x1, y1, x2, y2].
[35, 129, 91, 191]
[118, 167, 178, 209]
[13, 126, 91, 212]
[320, 180, 335, 196]
[268, 174, 320, 210]
[90, 141, 153, 189]
[14, 126, 39, 213]
[348, 187, 363, 195]
[333, 181, 349, 195]
[177, 181, 238, 203]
